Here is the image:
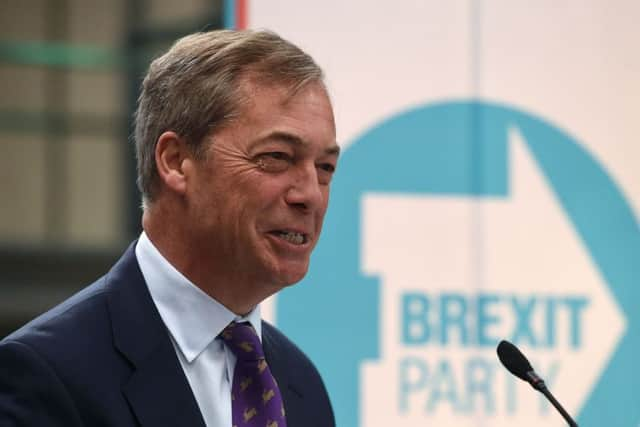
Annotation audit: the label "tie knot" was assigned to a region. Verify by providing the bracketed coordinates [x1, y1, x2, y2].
[220, 321, 264, 361]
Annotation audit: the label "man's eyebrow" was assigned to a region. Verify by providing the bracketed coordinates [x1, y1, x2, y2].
[260, 131, 341, 156]
[325, 144, 341, 156]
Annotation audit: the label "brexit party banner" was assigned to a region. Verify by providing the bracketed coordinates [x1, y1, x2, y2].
[226, 1, 640, 426]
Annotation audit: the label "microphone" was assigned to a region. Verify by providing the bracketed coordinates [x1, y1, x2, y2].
[497, 340, 578, 427]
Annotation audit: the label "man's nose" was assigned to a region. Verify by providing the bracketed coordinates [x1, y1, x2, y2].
[284, 163, 324, 211]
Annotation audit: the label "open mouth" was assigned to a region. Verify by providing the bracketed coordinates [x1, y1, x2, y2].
[269, 230, 309, 245]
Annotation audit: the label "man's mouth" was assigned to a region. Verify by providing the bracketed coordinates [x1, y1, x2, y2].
[269, 230, 308, 245]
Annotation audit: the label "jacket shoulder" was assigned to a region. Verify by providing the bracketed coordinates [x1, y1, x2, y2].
[3, 277, 110, 350]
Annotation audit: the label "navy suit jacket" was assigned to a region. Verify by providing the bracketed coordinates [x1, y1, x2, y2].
[0, 243, 334, 427]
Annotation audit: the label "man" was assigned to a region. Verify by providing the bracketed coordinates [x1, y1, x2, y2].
[0, 29, 338, 427]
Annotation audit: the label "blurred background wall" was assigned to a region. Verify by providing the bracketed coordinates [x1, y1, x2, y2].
[0, 0, 225, 338]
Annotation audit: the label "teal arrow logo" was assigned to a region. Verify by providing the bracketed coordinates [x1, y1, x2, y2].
[277, 101, 639, 427]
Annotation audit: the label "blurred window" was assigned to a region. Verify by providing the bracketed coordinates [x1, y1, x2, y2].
[0, 0, 223, 337]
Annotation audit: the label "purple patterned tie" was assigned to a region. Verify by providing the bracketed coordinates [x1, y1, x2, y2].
[221, 322, 287, 427]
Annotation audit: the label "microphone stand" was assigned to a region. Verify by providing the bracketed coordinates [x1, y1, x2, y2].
[527, 372, 578, 427]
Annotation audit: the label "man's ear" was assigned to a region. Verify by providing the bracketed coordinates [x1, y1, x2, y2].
[155, 131, 192, 195]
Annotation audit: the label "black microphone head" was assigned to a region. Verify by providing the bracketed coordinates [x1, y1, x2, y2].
[497, 340, 533, 382]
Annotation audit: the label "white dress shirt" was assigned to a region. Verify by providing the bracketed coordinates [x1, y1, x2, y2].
[135, 231, 262, 427]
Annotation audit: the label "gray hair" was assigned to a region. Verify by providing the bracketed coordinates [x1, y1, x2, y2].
[134, 29, 325, 205]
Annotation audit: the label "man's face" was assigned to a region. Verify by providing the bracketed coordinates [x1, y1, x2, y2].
[185, 80, 338, 293]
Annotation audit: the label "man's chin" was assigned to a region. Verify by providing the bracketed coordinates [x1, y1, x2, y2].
[274, 263, 310, 287]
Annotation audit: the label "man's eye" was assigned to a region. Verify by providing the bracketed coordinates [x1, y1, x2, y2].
[317, 162, 336, 185]
[317, 163, 336, 173]
[256, 152, 292, 172]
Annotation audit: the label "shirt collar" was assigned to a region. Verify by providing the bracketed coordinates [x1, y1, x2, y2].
[135, 231, 262, 363]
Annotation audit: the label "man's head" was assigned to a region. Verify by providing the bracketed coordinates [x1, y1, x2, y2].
[135, 29, 325, 205]
[135, 30, 339, 313]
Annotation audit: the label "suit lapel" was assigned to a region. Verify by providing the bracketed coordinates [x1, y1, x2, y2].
[262, 323, 305, 426]
[106, 243, 206, 427]
[122, 344, 206, 427]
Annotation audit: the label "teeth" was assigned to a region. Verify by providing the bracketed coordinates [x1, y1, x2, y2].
[278, 231, 305, 245]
